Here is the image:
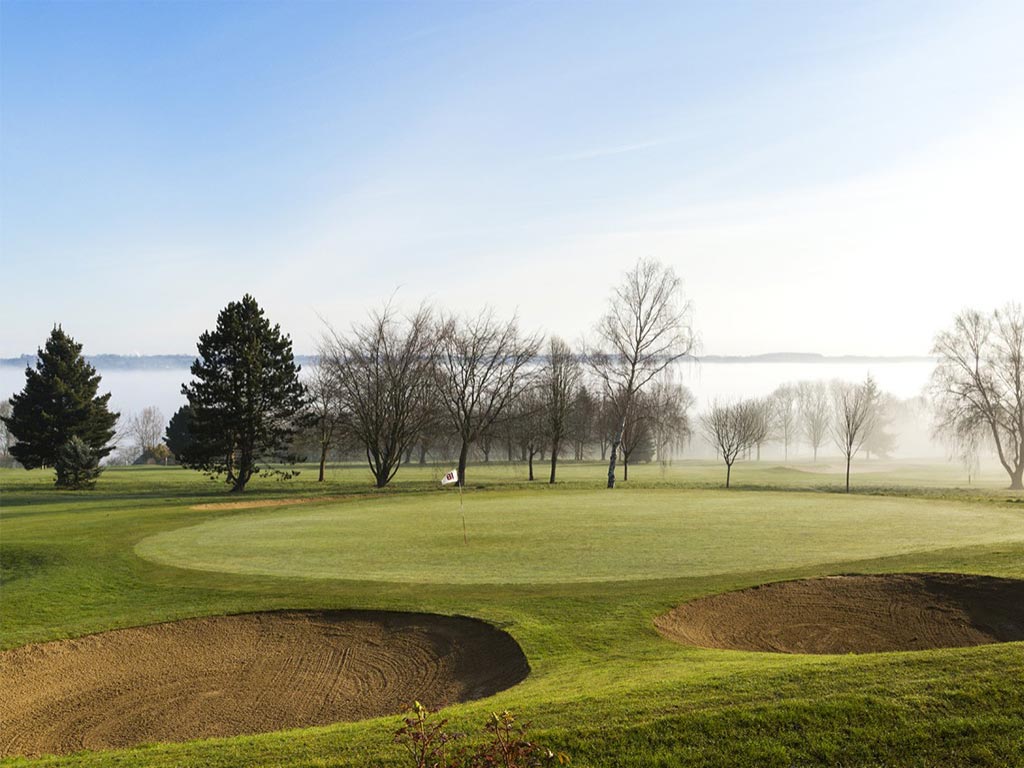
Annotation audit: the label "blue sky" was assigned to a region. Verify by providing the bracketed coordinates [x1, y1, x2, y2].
[2, 0, 1021, 356]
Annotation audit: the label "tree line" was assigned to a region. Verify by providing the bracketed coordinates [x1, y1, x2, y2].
[2, 263, 1021, 491]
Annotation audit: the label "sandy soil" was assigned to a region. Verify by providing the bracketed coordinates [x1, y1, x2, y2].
[655, 573, 1024, 654]
[0, 610, 529, 758]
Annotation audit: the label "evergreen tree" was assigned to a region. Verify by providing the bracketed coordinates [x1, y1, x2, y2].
[2, 326, 118, 485]
[163, 404, 196, 461]
[55, 436, 102, 489]
[180, 295, 307, 492]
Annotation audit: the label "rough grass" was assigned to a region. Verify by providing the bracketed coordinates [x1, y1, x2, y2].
[2, 459, 1024, 767]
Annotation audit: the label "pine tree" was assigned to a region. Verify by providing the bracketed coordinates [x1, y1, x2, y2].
[180, 295, 307, 492]
[163, 404, 195, 461]
[2, 326, 118, 485]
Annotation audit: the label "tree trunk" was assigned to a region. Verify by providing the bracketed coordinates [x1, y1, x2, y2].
[549, 440, 559, 484]
[756, 442, 761, 461]
[458, 440, 469, 488]
[318, 444, 327, 482]
[813, 445, 818, 462]
[606, 416, 626, 489]
[845, 455, 852, 493]
[623, 456, 629, 482]
[726, 462, 732, 488]
[1010, 464, 1023, 490]
[418, 443, 427, 465]
[528, 451, 534, 481]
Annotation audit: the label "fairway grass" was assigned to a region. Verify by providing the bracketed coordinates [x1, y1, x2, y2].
[136, 489, 1024, 584]
[2, 461, 1024, 767]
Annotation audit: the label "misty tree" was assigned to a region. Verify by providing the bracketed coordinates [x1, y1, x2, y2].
[646, 378, 695, 468]
[0, 399, 13, 467]
[863, 391, 898, 460]
[567, 385, 596, 461]
[303, 359, 348, 482]
[435, 310, 541, 487]
[749, 396, 773, 461]
[930, 304, 1024, 490]
[543, 337, 582, 483]
[322, 305, 437, 488]
[180, 295, 308, 492]
[508, 386, 546, 481]
[770, 384, 800, 461]
[588, 258, 696, 488]
[121, 406, 166, 463]
[830, 375, 879, 493]
[797, 380, 831, 461]
[701, 399, 762, 488]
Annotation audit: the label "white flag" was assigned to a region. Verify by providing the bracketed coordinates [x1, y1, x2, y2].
[441, 469, 459, 486]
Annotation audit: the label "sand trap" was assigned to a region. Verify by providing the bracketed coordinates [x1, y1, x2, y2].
[655, 573, 1024, 654]
[0, 610, 529, 758]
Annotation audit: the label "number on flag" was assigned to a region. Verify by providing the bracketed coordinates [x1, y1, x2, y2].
[441, 469, 459, 486]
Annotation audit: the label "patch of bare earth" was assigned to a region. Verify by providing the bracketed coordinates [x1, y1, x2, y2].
[0, 610, 529, 758]
[655, 573, 1024, 654]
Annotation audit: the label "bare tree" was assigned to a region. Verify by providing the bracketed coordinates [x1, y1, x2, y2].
[507, 386, 546, 481]
[120, 406, 166, 462]
[589, 258, 696, 488]
[647, 378, 695, 467]
[322, 305, 437, 488]
[304, 359, 347, 482]
[0, 399, 14, 466]
[701, 399, 762, 488]
[543, 337, 582, 484]
[435, 310, 542, 487]
[567, 385, 596, 461]
[797, 380, 831, 461]
[771, 384, 800, 461]
[930, 304, 1024, 490]
[749, 396, 773, 461]
[830, 376, 879, 493]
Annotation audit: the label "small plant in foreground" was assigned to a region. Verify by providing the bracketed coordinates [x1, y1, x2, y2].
[392, 702, 569, 768]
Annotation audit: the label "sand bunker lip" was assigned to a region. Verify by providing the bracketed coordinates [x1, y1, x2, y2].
[0, 610, 529, 758]
[655, 573, 1024, 655]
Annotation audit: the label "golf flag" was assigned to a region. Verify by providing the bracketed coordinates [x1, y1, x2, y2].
[441, 469, 459, 486]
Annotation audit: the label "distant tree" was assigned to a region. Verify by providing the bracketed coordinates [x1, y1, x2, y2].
[2, 326, 118, 487]
[863, 391, 898, 460]
[434, 310, 541, 487]
[588, 258, 696, 488]
[830, 376, 879, 493]
[54, 435, 101, 490]
[647, 379, 695, 467]
[164, 404, 196, 461]
[303, 360, 348, 482]
[770, 384, 800, 461]
[595, 394, 620, 461]
[508, 387, 546, 481]
[121, 406, 165, 462]
[0, 399, 13, 467]
[701, 399, 761, 488]
[749, 396, 773, 461]
[566, 385, 596, 461]
[797, 380, 831, 461]
[543, 337, 582, 483]
[930, 304, 1024, 490]
[180, 295, 307, 492]
[322, 305, 437, 488]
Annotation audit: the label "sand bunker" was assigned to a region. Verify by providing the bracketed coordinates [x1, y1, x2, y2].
[655, 573, 1024, 654]
[0, 610, 529, 758]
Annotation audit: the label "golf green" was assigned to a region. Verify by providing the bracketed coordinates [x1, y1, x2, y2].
[135, 489, 1024, 584]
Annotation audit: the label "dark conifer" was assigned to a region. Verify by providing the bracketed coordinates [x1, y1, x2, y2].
[2, 326, 118, 486]
[180, 295, 307, 492]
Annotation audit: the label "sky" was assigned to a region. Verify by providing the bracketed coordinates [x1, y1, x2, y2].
[1, 0, 1022, 358]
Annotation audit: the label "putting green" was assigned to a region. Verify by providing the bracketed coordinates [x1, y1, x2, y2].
[135, 489, 1024, 584]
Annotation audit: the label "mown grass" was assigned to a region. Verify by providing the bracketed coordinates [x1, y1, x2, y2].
[2, 459, 1023, 767]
